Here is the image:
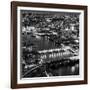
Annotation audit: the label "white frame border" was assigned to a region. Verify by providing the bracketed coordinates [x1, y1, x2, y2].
[17, 6, 84, 84]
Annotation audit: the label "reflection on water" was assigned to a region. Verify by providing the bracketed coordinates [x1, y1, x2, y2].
[23, 63, 79, 78]
[49, 63, 79, 76]
[22, 34, 80, 78]
[34, 36, 57, 51]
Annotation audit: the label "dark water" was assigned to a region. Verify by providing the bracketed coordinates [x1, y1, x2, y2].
[23, 35, 79, 77]
[23, 63, 79, 78]
[32, 36, 57, 51]
[48, 63, 79, 76]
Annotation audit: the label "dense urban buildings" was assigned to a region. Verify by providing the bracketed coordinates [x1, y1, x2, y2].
[21, 10, 80, 78]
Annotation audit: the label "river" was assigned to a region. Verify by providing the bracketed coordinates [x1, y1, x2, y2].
[47, 63, 79, 76]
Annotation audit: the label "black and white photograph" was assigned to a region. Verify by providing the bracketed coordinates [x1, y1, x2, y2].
[20, 10, 80, 78]
[11, 2, 87, 88]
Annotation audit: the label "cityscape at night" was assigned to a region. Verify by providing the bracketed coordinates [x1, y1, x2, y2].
[21, 10, 80, 78]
